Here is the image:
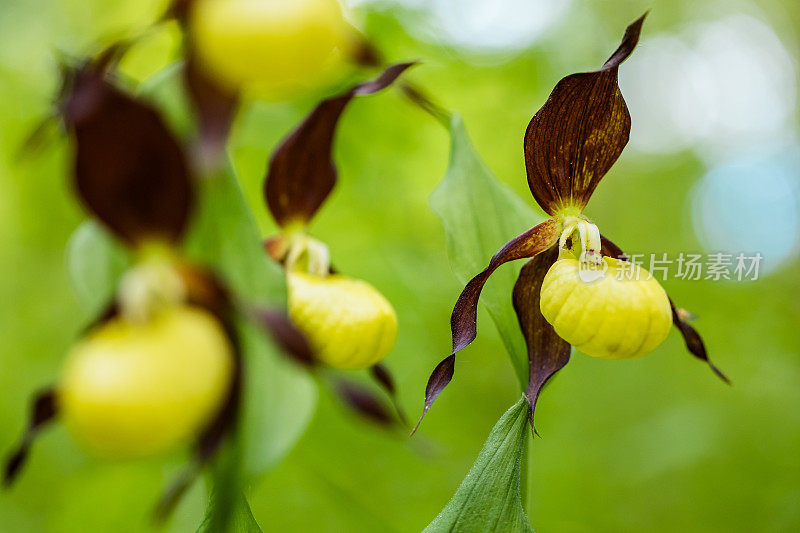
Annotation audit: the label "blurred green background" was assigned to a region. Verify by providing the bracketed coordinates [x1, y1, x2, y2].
[2, 0, 799, 531]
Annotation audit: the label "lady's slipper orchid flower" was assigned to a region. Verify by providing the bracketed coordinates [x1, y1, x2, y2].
[261, 63, 415, 425]
[262, 63, 412, 370]
[3, 53, 236, 484]
[415, 14, 728, 433]
[3, 54, 309, 521]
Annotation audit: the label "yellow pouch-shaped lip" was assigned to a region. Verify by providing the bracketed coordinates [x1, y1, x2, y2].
[288, 271, 398, 370]
[540, 254, 672, 359]
[59, 306, 233, 457]
[190, 0, 350, 97]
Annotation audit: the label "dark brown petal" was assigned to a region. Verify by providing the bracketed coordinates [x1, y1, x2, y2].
[370, 363, 409, 427]
[334, 379, 395, 427]
[264, 62, 416, 227]
[3, 388, 58, 486]
[600, 234, 729, 383]
[512, 247, 571, 431]
[412, 218, 561, 435]
[68, 68, 192, 245]
[523, 13, 646, 215]
[251, 308, 315, 367]
[183, 54, 239, 169]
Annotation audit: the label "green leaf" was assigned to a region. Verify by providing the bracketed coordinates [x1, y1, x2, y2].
[429, 115, 543, 387]
[195, 313, 316, 531]
[66, 220, 130, 317]
[182, 167, 317, 475]
[183, 166, 286, 306]
[66, 166, 316, 529]
[197, 493, 262, 533]
[424, 397, 533, 533]
[237, 317, 317, 477]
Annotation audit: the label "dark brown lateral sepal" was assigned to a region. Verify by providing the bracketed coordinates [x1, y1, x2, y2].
[334, 379, 396, 427]
[251, 308, 315, 367]
[370, 364, 409, 427]
[524, 14, 646, 214]
[600, 234, 729, 383]
[412, 218, 561, 434]
[65, 65, 192, 245]
[3, 388, 58, 486]
[512, 247, 571, 431]
[265, 62, 416, 227]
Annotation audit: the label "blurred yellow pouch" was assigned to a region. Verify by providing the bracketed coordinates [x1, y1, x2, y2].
[288, 271, 397, 370]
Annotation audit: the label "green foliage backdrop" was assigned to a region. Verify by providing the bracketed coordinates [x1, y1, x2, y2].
[1, 0, 799, 531]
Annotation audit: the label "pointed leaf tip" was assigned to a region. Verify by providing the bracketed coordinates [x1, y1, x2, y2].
[429, 116, 546, 386]
[423, 397, 533, 533]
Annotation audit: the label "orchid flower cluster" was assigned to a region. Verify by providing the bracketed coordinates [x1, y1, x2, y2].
[1, 3, 732, 531]
[3, 0, 415, 524]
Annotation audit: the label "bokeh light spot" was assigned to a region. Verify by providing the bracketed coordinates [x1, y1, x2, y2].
[692, 147, 800, 275]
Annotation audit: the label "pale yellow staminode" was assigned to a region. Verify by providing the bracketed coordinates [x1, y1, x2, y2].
[190, 0, 350, 96]
[59, 306, 233, 457]
[288, 271, 398, 369]
[540, 252, 672, 359]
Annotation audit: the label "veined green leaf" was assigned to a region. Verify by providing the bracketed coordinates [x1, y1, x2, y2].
[424, 397, 533, 533]
[66, 220, 130, 317]
[430, 115, 543, 387]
